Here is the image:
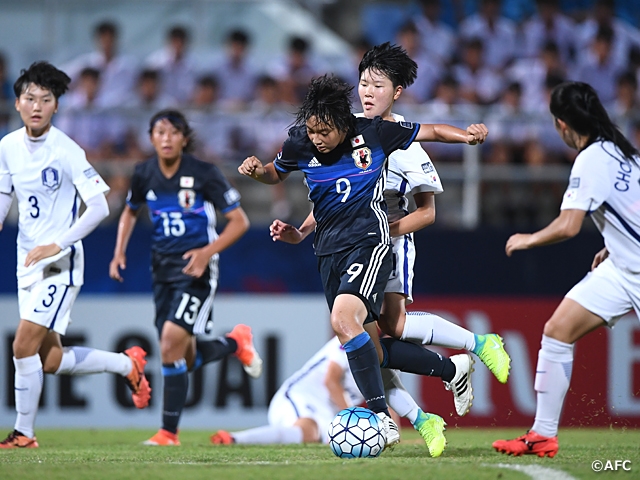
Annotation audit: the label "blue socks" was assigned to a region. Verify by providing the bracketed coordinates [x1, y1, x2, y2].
[380, 337, 456, 382]
[161, 359, 188, 434]
[344, 332, 389, 416]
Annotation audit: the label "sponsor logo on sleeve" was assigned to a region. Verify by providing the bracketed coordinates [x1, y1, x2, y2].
[83, 167, 98, 178]
[570, 177, 580, 188]
[421, 161, 434, 174]
[224, 188, 241, 205]
[180, 176, 194, 188]
[564, 189, 577, 201]
[399, 121, 414, 129]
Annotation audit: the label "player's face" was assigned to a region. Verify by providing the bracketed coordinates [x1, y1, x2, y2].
[15, 84, 58, 137]
[358, 68, 401, 120]
[306, 116, 345, 153]
[150, 118, 188, 161]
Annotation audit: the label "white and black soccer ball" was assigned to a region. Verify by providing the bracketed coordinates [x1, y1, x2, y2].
[328, 406, 385, 458]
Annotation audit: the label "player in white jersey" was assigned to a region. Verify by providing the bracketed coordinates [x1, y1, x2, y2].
[211, 336, 436, 449]
[493, 81, 640, 458]
[0, 62, 150, 449]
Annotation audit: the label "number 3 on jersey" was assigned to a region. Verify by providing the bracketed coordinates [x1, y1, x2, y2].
[160, 211, 185, 236]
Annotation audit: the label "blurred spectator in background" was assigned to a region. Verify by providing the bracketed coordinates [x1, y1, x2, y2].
[395, 22, 443, 104]
[458, 0, 518, 71]
[453, 38, 504, 105]
[572, 25, 625, 104]
[508, 40, 566, 112]
[270, 36, 324, 105]
[0, 52, 12, 138]
[145, 25, 198, 105]
[414, 0, 456, 65]
[610, 70, 639, 118]
[522, 0, 577, 63]
[211, 29, 258, 111]
[62, 21, 138, 108]
[576, 0, 640, 72]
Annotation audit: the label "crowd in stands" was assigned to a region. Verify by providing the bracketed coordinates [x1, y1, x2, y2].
[1, 0, 640, 226]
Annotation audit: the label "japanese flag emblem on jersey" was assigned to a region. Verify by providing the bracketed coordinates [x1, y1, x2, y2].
[180, 176, 194, 188]
[178, 189, 196, 209]
[352, 147, 372, 170]
[350, 135, 365, 148]
[41, 167, 60, 191]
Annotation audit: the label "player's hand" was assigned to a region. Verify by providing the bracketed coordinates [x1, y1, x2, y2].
[591, 247, 609, 271]
[182, 248, 210, 278]
[238, 156, 265, 178]
[270, 219, 304, 244]
[466, 123, 488, 145]
[109, 253, 127, 282]
[25, 243, 62, 267]
[505, 233, 531, 257]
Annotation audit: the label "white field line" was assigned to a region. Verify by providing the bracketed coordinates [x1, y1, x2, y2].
[484, 463, 578, 480]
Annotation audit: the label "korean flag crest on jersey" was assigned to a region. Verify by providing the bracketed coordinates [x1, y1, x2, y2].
[42, 167, 60, 191]
[352, 147, 372, 170]
[178, 189, 196, 209]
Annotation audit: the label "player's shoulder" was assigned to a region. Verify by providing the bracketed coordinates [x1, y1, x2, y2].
[48, 126, 85, 155]
[0, 128, 24, 149]
[282, 125, 314, 157]
[577, 140, 627, 167]
[181, 154, 226, 178]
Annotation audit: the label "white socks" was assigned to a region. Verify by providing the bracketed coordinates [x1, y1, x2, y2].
[14, 354, 43, 438]
[532, 335, 574, 438]
[382, 369, 419, 424]
[402, 311, 476, 351]
[55, 347, 131, 377]
[232, 425, 303, 444]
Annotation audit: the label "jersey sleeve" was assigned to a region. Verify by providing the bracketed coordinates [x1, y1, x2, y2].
[374, 116, 420, 158]
[0, 142, 12, 195]
[273, 137, 301, 174]
[203, 165, 242, 213]
[560, 147, 611, 212]
[390, 144, 444, 195]
[126, 164, 146, 211]
[68, 145, 110, 202]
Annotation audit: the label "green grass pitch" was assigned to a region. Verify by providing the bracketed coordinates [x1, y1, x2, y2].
[1, 428, 638, 479]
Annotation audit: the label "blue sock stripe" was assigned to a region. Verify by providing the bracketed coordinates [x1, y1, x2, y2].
[343, 332, 371, 353]
[162, 362, 188, 376]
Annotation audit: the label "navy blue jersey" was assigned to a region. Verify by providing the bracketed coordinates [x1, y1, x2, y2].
[127, 154, 241, 257]
[274, 116, 419, 255]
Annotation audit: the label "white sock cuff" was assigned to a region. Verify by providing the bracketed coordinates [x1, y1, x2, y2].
[55, 348, 75, 375]
[13, 354, 42, 375]
[540, 335, 574, 363]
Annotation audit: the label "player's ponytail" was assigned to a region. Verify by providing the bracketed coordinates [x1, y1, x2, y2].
[550, 81, 639, 162]
[148, 109, 195, 152]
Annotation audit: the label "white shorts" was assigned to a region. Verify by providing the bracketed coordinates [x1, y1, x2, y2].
[385, 234, 415, 304]
[565, 257, 640, 326]
[267, 387, 336, 444]
[18, 279, 80, 335]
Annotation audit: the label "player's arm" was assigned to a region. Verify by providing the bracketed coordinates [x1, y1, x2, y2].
[591, 246, 609, 271]
[270, 211, 316, 244]
[389, 191, 435, 237]
[238, 156, 288, 184]
[182, 206, 250, 278]
[25, 193, 109, 267]
[415, 123, 488, 145]
[505, 209, 586, 257]
[325, 361, 350, 410]
[0, 192, 12, 232]
[109, 204, 139, 282]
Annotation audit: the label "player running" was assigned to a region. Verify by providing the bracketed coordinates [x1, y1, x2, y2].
[109, 109, 261, 446]
[239, 74, 487, 452]
[493, 81, 640, 458]
[0, 62, 150, 449]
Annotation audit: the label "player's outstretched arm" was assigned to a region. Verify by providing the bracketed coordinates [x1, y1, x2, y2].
[182, 206, 250, 278]
[270, 211, 316, 244]
[325, 360, 349, 410]
[389, 192, 435, 237]
[238, 156, 286, 184]
[415, 123, 488, 145]
[25, 193, 109, 267]
[109, 205, 139, 282]
[505, 208, 586, 257]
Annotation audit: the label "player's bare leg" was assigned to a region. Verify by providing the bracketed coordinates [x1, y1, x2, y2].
[494, 299, 605, 457]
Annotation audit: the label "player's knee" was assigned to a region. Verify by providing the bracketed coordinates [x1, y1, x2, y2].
[542, 317, 566, 340]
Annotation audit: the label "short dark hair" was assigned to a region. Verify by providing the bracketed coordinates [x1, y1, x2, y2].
[169, 26, 189, 42]
[13, 61, 71, 99]
[80, 67, 100, 80]
[95, 21, 117, 37]
[290, 36, 309, 53]
[294, 74, 354, 134]
[197, 75, 219, 89]
[148, 109, 194, 152]
[358, 42, 417, 89]
[228, 29, 250, 45]
[139, 69, 159, 82]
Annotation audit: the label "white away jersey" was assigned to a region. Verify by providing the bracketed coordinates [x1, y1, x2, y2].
[278, 336, 363, 408]
[560, 140, 640, 273]
[356, 113, 443, 224]
[0, 126, 109, 287]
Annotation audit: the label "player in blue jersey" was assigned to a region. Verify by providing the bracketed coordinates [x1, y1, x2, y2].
[109, 109, 262, 446]
[239, 74, 487, 450]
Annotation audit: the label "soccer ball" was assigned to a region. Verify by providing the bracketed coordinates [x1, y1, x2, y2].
[328, 407, 385, 458]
